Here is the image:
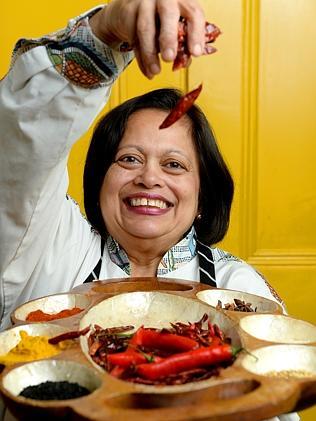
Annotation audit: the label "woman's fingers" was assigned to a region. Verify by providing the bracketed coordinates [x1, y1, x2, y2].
[178, 0, 205, 57]
[135, 0, 161, 78]
[90, 0, 207, 78]
[156, 0, 180, 62]
[156, 0, 205, 60]
[137, 0, 206, 75]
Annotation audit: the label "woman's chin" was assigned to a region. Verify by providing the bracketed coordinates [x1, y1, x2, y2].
[123, 224, 172, 242]
[128, 230, 167, 241]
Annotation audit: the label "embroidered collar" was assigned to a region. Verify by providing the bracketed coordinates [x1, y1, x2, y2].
[106, 227, 197, 276]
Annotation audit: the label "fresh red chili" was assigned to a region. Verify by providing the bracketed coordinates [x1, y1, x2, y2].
[110, 365, 126, 378]
[129, 327, 198, 352]
[136, 344, 238, 380]
[159, 84, 202, 129]
[107, 350, 163, 367]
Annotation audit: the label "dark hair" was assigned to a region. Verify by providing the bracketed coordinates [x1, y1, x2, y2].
[84, 88, 234, 245]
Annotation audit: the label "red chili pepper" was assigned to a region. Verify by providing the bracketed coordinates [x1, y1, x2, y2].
[159, 84, 202, 129]
[208, 321, 216, 337]
[136, 344, 239, 380]
[127, 326, 144, 348]
[89, 340, 102, 356]
[48, 326, 90, 345]
[107, 351, 162, 367]
[128, 327, 198, 352]
[173, 20, 221, 71]
[214, 324, 225, 342]
[110, 365, 126, 378]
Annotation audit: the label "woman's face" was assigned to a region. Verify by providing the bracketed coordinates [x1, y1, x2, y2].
[99, 109, 200, 250]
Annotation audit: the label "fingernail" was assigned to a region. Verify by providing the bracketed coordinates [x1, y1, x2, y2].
[146, 71, 154, 80]
[163, 48, 175, 61]
[149, 63, 160, 75]
[192, 44, 203, 56]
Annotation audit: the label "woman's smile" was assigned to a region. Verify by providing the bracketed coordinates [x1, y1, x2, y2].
[124, 193, 172, 215]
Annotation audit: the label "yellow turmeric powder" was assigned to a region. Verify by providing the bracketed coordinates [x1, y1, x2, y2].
[0, 330, 70, 366]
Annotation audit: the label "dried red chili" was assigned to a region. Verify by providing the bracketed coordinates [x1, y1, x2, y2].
[26, 307, 83, 322]
[159, 84, 202, 129]
[119, 19, 221, 73]
[173, 19, 221, 71]
[48, 326, 90, 345]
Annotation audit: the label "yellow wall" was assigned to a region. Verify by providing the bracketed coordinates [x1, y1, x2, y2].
[1, 1, 316, 419]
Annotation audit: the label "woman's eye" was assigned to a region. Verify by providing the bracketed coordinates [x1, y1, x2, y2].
[165, 161, 185, 170]
[116, 155, 142, 165]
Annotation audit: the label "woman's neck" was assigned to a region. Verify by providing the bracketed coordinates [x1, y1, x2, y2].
[126, 241, 165, 277]
[115, 236, 169, 277]
[106, 227, 195, 277]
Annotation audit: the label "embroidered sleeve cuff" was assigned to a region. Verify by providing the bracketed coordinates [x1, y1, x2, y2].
[11, 6, 134, 89]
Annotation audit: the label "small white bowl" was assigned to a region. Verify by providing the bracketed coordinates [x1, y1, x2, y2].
[12, 293, 91, 323]
[241, 344, 316, 378]
[197, 288, 283, 314]
[239, 314, 316, 344]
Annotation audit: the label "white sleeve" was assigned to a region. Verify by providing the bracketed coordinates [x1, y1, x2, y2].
[213, 250, 284, 307]
[0, 7, 133, 327]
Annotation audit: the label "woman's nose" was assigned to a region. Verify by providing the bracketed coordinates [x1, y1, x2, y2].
[134, 162, 165, 188]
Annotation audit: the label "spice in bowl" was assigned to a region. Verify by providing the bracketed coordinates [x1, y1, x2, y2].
[26, 307, 83, 322]
[19, 380, 90, 400]
[216, 299, 257, 312]
[0, 331, 70, 366]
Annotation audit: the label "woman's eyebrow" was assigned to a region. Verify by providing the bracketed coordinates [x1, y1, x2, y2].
[118, 145, 190, 158]
[116, 145, 144, 152]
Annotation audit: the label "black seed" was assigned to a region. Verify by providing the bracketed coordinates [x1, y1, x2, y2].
[19, 380, 90, 400]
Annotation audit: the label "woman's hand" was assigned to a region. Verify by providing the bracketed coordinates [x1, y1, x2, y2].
[89, 0, 206, 79]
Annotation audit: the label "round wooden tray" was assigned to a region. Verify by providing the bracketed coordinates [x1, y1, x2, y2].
[1, 277, 316, 421]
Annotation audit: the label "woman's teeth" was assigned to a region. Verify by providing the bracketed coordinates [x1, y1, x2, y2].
[129, 198, 168, 209]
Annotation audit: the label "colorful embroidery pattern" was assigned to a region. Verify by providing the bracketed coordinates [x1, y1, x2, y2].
[11, 8, 133, 89]
[212, 248, 242, 263]
[107, 236, 131, 275]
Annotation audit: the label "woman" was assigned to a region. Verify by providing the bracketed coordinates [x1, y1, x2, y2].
[83, 87, 234, 281]
[0, 1, 300, 420]
[0, 0, 282, 332]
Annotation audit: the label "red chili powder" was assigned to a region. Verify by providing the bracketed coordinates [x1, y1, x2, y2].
[26, 307, 83, 322]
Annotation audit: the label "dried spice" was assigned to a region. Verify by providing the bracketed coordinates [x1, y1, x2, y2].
[19, 380, 90, 400]
[26, 307, 83, 322]
[216, 299, 257, 312]
[159, 84, 202, 129]
[48, 326, 90, 345]
[0, 331, 69, 366]
[173, 18, 221, 71]
[265, 370, 315, 379]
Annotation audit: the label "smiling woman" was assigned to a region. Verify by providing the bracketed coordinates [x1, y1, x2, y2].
[0, 0, 284, 334]
[85, 89, 231, 278]
[96, 103, 201, 276]
[100, 108, 200, 269]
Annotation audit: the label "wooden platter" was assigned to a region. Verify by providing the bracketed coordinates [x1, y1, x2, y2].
[1, 277, 316, 421]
